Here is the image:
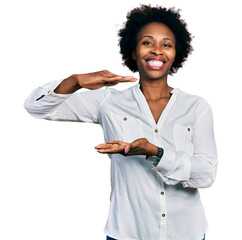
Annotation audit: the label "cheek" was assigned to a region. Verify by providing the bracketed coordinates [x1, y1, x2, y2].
[168, 49, 176, 63]
[136, 45, 149, 58]
[134, 49, 145, 66]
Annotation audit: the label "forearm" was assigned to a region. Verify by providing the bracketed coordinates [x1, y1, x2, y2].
[96, 138, 159, 156]
[54, 74, 82, 94]
[153, 106, 217, 188]
[24, 79, 72, 119]
[24, 70, 136, 120]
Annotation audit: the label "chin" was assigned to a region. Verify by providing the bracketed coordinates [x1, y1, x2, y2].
[138, 66, 170, 81]
[144, 72, 169, 81]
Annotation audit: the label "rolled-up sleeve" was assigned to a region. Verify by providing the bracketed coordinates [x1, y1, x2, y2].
[24, 79, 108, 123]
[154, 105, 218, 188]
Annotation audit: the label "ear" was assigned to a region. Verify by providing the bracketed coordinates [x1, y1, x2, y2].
[132, 50, 136, 60]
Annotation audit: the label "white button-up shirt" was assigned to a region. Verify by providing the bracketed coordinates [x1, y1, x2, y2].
[24, 80, 217, 240]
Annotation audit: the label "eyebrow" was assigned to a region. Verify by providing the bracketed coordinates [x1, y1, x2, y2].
[140, 35, 174, 43]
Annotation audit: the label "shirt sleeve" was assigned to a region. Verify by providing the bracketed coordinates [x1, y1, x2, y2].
[153, 104, 218, 188]
[24, 79, 108, 123]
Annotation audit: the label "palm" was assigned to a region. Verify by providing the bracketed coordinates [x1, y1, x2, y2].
[95, 138, 153, 156]
[95, 141, 129, 154]
[76, 70, 137, 90]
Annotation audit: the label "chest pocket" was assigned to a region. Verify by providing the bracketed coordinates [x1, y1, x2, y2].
[121, 115, 145, 143]
[173, 124, 194, 156]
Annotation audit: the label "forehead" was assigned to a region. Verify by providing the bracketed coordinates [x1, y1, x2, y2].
[137, 22, 175, 42]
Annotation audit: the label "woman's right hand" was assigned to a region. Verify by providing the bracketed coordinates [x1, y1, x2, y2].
[54, 70, 137, 94]
[76, 70, 137, 90]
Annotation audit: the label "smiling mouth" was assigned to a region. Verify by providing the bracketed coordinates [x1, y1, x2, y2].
[145, 59, 166, 70]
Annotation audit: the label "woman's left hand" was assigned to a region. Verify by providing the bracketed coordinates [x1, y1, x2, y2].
[95, 138, 158, 156]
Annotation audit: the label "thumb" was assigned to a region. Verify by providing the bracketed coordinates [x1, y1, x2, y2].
[124, 144, 131, 154]
[131, 140, 140, 148]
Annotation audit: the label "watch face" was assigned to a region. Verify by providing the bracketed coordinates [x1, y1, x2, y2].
[148, 156, 160, 162]
[157, 147, 164, 158]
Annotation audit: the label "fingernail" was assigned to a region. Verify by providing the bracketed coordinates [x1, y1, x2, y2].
[125, 148, 129, 154]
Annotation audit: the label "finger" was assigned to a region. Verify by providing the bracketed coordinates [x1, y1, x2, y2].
[102, 71, 131, 79]
[95, 143, 105, 148]
[119, 76, 138, 82]
[108, 76, 138, 83]
[124, 143, 132, 154]
[107, 140, 124, 144]
[99, 77, 120, 85]
[100, 76, 137, 87]
[124, 140, 142, 154]
[101, 71, 123, 80]
[103, 81, 119, 87]
[97, 149, 112, 153]
[95, 144, 111, 149]
[97, 148, 121, 153]
[130, 140, 140, 148]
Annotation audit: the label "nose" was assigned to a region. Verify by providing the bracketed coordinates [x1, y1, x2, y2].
[150, 46, 163, 56]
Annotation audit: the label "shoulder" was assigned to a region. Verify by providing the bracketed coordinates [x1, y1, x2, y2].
[106, 84, 137, 101]
[74, 84, 137, 107]
[109, 84, 137, 94]
[178, 88, 210, 108]
[177, 89, 212, 121]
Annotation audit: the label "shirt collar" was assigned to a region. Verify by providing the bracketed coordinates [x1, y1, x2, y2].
[135, 83, 180, 95]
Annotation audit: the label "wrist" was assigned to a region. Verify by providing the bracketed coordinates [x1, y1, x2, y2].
[54, 75, 81, 94]
[146, 143, 159, 156]
[71, 74, 83, 89]
[146, 146, 164, 166]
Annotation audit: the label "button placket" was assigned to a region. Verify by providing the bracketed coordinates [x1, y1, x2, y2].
[160, 191, 166, 218]
[159, 183, 167, 223]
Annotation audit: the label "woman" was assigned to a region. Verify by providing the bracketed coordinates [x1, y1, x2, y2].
[24, 5, 217, 240]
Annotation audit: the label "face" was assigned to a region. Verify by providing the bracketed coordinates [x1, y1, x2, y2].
[133, 22, 176, 81]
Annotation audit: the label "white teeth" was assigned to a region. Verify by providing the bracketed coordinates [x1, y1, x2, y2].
[147, 60, 164, 66]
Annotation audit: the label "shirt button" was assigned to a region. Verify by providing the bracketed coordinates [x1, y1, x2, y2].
[154, 129, 158, 133]
[160, 191, 164, 195]
[123, 117, 127, 121]
[47, 90, 52, 95]
[162, 213, 166, 217]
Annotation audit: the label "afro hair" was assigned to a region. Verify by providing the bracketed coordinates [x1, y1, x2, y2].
[118, 5, 193, 75]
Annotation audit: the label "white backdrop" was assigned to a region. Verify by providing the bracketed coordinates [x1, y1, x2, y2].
[0, 0, 241, 239]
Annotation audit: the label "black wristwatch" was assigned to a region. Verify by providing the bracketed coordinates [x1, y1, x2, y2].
[146, 147, 164, 166]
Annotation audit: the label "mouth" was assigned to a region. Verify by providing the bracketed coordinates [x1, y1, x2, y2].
[145, 58, 166, 70]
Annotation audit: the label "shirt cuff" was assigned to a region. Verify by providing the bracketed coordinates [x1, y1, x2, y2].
[152, 149, 176, 174]
[152, 149, 191, 185]
[37, 79, 72, 101]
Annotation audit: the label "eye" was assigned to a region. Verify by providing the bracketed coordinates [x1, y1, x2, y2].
[163, 43, 172, 48]
[142, 41, 152, 45]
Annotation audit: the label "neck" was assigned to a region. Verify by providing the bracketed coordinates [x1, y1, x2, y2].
[139, 76, 173, 101]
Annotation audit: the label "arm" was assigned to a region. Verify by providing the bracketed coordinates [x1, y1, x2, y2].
[24, 71, 137, 122]
[95, 138, 158, 156]
[96, 104, 217, 189]
[154, 105, 218, 188]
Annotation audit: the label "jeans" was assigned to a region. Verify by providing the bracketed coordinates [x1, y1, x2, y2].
[107, 234, 206, 240]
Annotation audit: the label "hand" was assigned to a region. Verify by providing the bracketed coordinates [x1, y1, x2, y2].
[95, 138, 158, 156]
[74, 70, 137, 90]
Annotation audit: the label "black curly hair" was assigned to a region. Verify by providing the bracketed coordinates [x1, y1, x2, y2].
[118, 5, 193, 75]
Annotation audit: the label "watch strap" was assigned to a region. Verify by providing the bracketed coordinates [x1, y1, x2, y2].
[156, 147, 164, 158]
[146, 146, 164, 163]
